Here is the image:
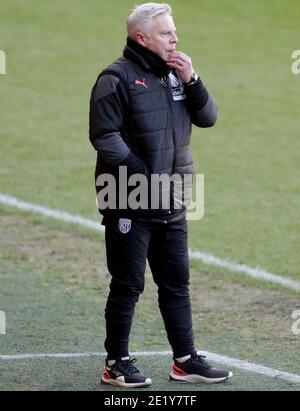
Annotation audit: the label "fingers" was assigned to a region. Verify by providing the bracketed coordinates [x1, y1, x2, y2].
[168, 51, 191, 65]
[167, 58, 185, 69]
[167, 51, 194, 83]
[167, 51, 192, 70]
[168, 56, 185, 65]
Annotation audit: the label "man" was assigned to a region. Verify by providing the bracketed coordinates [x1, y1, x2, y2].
[89, 3, 233, 388]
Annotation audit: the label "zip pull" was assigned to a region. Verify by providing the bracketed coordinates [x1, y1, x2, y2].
[160, 76, 168, 87]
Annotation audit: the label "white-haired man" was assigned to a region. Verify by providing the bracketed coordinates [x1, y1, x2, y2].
[89, 3, 233, 388]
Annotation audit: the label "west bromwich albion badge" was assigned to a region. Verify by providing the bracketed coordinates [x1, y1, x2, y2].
[118, 218, 132, 234]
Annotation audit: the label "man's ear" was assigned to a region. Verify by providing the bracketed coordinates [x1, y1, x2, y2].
[135, 32, 147, 47]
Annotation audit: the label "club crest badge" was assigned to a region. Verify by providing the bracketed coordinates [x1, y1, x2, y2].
[169, 72, 186, 101]
[118, 218, 132, 234]
[169, 72, 180, 88]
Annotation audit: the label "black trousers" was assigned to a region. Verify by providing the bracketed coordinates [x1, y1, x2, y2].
[103, 215, 195, 360]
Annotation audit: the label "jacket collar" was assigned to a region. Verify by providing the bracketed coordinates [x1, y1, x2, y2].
[123, 37, 170, 78]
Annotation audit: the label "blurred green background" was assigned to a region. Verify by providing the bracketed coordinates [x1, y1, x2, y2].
[0, 0, 299, 278]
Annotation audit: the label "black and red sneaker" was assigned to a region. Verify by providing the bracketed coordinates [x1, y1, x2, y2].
[101, 358, 152, 388]
[170, 353, 233, 384]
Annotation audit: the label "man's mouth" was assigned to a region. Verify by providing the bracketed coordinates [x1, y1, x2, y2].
[167, 50, 176, 59]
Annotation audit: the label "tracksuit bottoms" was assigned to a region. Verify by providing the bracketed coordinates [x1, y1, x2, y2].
[102, 215, 195, 360]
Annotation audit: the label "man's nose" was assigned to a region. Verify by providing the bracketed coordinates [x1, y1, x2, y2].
[171, 33, 178, 44]
[171, 33, 179, 43]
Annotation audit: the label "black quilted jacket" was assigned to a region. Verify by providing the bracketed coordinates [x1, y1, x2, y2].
[89, 37, 217, 222]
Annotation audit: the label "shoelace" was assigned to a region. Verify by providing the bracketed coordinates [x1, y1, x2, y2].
[190, 354, 211, 369]
[113, 358, 139, 375]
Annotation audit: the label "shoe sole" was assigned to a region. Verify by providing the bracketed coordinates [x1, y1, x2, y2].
[170, 371, 233, 384]
[101, 375, 152, 388]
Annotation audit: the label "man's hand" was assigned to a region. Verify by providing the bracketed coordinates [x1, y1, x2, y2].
[167, 51, 194, 84]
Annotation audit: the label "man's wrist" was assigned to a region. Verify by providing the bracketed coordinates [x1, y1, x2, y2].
[184, 72, 199, 86]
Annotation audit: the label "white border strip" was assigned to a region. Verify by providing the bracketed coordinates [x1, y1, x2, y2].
[1, 351, 299, 384]
[1, 193, 300, 292]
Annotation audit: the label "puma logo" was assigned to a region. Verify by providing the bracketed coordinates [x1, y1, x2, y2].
[134, 78, 148, 88]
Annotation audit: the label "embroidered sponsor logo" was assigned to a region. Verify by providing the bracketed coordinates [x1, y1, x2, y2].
[134, 78, 148, 88]
[118, 218, 132, 234]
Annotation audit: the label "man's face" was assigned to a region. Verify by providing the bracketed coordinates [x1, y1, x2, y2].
[137, 13, 178, 62]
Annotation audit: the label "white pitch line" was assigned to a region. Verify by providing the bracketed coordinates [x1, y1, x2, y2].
[0, 194, 103, 232]
[0, 193, 300, 292]
[0, 352, 102, 361]
[189, 250, 300, 292]
[207, 352, 300, 385]
[1, 351, 299, 384]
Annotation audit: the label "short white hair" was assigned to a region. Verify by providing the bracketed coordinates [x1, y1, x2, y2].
[127, 3, 172, 38]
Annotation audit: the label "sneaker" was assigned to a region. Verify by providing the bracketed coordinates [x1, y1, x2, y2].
[101, 358, 152, 388]
[170, 353, 233, 384]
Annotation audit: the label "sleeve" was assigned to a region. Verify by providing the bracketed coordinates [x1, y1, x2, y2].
[89, 74, 150, 176]
[184, 78, 218, 128]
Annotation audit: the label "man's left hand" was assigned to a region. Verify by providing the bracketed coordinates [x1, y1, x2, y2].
[167, 51, 194, 84]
